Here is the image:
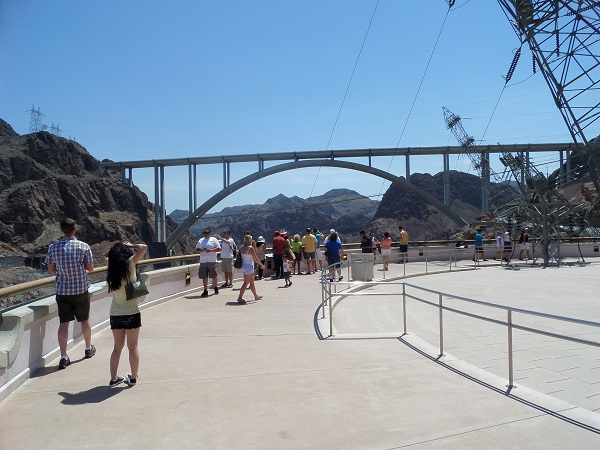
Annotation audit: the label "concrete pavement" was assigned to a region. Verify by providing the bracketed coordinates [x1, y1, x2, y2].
[1, 260, 599, 448]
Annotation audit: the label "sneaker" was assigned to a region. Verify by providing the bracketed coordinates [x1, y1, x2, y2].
[237, 298, 247, 304]
[220, 283, 229, 288]
[214, 287, 219, 295]
[200, 290, 209, 298]
[339, 276, 343, 281]
[109, 376, 124, 387]
[58, 356, 70, 370]
[84, 345, 96, 359]
[124, 373, 137, 386]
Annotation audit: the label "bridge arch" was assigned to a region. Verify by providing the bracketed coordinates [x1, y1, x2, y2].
[165, 159, 468, 250]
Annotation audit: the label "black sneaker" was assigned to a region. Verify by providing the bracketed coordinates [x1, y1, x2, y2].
[109, 376, 124, 387]
[200, 290, 209, 298]
[124, 373, 137, 386]
[214, 287, 219, 295]
[220, 283, 229, 288]
[85, 345, 96, 359]
[58, 356, 70, 370]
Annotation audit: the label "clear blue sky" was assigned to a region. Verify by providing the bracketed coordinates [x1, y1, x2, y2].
[0, 1, 573, 214]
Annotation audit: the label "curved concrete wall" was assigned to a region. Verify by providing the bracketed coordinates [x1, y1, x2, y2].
[0, 263, 248, 402]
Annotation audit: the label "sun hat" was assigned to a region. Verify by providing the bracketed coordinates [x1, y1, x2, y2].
[257, 236, 265, 243]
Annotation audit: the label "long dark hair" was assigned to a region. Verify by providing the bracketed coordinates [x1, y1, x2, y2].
[106, 243, 134, 292]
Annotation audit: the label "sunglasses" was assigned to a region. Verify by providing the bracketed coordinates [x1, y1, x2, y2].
[203, 231, 210, 234]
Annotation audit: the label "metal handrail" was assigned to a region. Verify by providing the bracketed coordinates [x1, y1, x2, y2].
[320, 265, 600, 389]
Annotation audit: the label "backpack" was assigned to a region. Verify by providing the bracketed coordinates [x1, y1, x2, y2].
[231, 240, 238, 258]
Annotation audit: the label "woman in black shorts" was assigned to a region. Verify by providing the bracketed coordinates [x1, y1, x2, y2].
[105, 240, 147, 387]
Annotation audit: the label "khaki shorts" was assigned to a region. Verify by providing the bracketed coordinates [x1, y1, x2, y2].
[303, 251, 316, 260]
[221, 258, 233, 272]
[56, 292, 91, 323]
[199, 262, 218, 279]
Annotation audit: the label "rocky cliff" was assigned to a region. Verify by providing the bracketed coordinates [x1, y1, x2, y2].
[0, 118, 195, 307]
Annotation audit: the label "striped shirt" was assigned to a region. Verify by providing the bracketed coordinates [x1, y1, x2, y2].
[45, 236, 93, 295]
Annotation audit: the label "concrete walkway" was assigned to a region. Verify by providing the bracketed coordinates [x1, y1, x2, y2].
[1, 260, 599, 449]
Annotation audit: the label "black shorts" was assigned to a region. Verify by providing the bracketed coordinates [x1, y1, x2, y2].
[56, 292, 91, 323]
[110, 313, 142, 330]
[399, 245, 408, 253]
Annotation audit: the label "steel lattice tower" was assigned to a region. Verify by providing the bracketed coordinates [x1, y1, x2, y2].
[497, 0, 600, 191]
[28, 105, 43, 133]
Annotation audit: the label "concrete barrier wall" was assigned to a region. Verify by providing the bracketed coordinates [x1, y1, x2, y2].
[0, 262, 252, 402]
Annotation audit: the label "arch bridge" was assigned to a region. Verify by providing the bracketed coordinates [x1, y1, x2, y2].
[101, 143, 576, 252]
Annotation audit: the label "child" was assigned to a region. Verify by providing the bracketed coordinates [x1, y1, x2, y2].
[282, 254, 292, 287]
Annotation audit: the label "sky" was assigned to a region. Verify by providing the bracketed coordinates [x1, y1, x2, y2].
[0, 1, 578, 215]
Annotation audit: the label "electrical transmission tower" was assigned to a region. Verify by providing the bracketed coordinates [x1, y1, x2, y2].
[50, 122, 62, 137]
[497, 0, 600, 192]
[443, 107, 520, 213]
[444, 107, 597, 266]
[28, 105, 44, 133]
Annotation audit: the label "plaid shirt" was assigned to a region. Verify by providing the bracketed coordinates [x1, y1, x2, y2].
[44, 236, 93, 295]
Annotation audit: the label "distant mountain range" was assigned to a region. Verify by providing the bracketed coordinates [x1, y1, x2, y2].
[169, 189, 380, 242]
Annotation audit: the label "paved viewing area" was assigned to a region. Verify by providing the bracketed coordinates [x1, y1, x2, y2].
[1, 258, 599, 448]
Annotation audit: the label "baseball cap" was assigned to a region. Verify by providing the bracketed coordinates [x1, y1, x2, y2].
[330, 228, 335, 233]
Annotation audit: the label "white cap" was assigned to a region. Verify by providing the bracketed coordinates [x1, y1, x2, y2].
[330, 229, 335, 233]
[504, 231, 509, 234]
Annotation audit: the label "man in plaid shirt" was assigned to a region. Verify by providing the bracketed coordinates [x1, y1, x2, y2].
[45, 218, 96, 370]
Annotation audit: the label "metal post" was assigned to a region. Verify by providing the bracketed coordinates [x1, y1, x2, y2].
[328, 281, 333, 337]
[128, 167, 133, 187]
[438, 294, 444, 357]
[321, 279, 326, 318]
[449, 251, 452, 271]
[425, 253, 428, 273]
[507, 310, 514, 388]
[402, 283, 407, 335]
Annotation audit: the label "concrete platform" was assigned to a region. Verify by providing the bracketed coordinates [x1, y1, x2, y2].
[1, 259, 599, 449]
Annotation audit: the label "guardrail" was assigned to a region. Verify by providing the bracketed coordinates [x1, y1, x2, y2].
[319, 261, 600, 389]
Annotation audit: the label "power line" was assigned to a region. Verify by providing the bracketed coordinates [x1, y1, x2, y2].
[308, 0, 380, 199]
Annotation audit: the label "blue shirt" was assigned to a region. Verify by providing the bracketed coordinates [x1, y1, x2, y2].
[475, 233, 483, 247]
[45, 236, 93, 295]
[314, 232, 321, 247]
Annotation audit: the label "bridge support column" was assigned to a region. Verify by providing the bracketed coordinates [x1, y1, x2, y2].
[559, 151, 565, 185]
[154, 165, 166, 243]
[405, 154, 411, 182]
[443, 153, 450, 206]
[188, 164, 193, 216]
[566, 150, 572, 182]
[223, 162, 231, 189]
[481, 150, 490, 212]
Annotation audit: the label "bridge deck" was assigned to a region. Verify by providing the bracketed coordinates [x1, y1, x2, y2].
[1, 260, 599, 448]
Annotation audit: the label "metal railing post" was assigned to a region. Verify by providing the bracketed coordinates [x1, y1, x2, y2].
[439, 293, 444, 356]
[328, 280, 333, 337]
[321, 279, 326, 318]
[402, 283, 407, 335]
[425, 253, 428, 273]
[507, 310, 514, 388]
[449, 251, 452, 272]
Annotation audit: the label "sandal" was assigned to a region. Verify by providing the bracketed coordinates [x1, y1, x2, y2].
[254, 295, 263, 300]
[237, 298, 247, 304]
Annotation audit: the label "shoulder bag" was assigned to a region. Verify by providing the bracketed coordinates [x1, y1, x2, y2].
[233, 251, 243, 269]
[125, 267, 149, 300]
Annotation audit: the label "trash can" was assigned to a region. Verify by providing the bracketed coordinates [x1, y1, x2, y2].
[351, 253, 374, 281]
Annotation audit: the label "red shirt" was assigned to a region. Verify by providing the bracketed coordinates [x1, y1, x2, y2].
[272, 236, 286, 254]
